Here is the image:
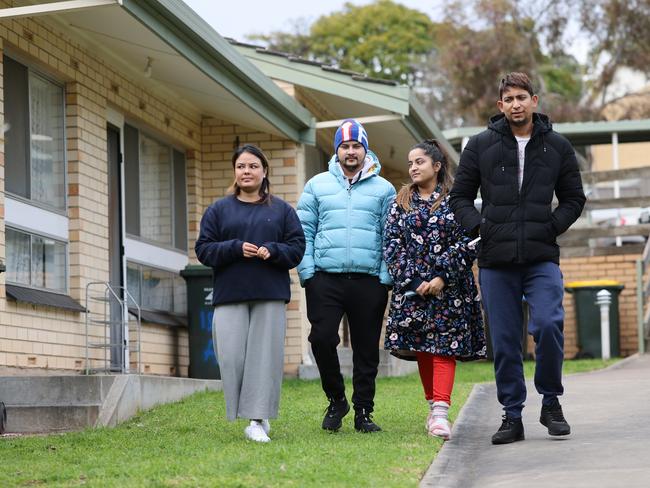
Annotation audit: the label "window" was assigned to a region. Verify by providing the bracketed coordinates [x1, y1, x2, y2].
[4, 55, 65, 211]
[124, 124, 187, 251]
[6, 227, 67, 292]
[127, 262, 186, 314]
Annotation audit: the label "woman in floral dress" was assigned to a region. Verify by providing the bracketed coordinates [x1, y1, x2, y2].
[383, 139, 486, 440]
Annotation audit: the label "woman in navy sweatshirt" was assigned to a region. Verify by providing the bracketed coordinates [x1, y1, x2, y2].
[195, 144, 305, 443]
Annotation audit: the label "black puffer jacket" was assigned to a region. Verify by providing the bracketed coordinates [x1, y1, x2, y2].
[449, 113, 586, 267]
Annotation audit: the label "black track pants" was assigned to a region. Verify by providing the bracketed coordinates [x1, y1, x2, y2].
[306, 272, 388, 412]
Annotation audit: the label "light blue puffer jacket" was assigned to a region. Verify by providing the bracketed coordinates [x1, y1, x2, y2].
[297, 151, 396, 286]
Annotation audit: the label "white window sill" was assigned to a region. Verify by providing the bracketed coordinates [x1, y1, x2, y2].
[5, 197, 68, 241]
[125, 238, 188, 273]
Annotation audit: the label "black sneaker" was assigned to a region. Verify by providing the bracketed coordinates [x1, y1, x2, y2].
[491, 415, 525, 444]
[322, 397, 350, 431]
[354, 408, 382, 433]
[540, 398, 571, 436]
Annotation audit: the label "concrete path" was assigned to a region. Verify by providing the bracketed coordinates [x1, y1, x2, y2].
[421, 354, 650, 488]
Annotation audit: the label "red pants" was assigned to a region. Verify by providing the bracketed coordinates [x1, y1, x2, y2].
[416, 352, 456, 404]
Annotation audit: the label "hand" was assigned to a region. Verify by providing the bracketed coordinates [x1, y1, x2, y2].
[256, 246, 271, 260]
[242, 242, 259, 258]
[428, 277, 445, 296]
[415, 281, 430, 297]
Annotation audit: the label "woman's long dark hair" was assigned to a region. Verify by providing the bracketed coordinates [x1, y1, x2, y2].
[229, 144, 271, 204]
[396, 139, 453, 212]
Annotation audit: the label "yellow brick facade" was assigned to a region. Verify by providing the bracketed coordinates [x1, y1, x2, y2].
[0, 12, 407, 378]
[0, 11, 205, 375]
[0, 8, 297, 377]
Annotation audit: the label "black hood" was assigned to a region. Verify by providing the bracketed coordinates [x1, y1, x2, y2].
[487, 112, 552, 137]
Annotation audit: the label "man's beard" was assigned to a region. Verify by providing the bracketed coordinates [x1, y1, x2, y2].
[509, 115, 530, 127]
[343, 158, 362, 170]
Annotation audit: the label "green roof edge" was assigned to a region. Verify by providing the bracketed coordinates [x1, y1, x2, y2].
[443, 118, 650, 147]
[121, 0, 315, 144]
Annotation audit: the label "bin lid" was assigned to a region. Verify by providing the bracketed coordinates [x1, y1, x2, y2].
[180, 264, 212, 278]
[565, 279, 624, 289]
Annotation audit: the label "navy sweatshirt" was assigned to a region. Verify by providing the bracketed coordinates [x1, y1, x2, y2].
[195, 195, 305, 305]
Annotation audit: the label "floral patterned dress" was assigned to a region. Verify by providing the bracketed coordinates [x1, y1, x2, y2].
[383, 188, 486, 360]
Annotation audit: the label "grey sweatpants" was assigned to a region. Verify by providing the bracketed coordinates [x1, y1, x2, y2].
[212, 300, 286, 421]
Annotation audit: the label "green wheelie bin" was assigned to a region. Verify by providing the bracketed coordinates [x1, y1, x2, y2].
[565, 280, 624, 359]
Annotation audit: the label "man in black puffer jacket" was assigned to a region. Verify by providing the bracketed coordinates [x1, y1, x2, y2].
[450, 72, 586, 445]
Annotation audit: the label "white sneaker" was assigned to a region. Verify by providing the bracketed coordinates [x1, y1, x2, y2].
[244, 420, 270, 443]
[260, 419, 271, 435]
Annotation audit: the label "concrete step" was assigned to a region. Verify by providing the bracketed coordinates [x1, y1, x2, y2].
[6, 405, 100, 433]
[0, 376, 114, 405]
[0, 376, 112, 434]
[0, 373, 221, 433]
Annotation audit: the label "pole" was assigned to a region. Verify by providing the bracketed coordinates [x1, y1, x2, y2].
[637, 259, 646, 355]
[596, 289, 612, 360]
[612, 132, 622, 247]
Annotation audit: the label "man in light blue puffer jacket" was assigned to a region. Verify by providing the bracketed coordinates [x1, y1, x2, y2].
[297, 119, 396, 433]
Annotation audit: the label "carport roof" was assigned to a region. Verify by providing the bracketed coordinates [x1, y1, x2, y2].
[2, 0, 314, 143]
[231, 40, 458, 169]
[443, 118, 650, 151]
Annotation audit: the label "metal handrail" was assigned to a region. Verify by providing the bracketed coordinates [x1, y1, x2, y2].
[124, 288, 142, 375]
[85, 282, 142, 374]
[636, 237, 650, 354]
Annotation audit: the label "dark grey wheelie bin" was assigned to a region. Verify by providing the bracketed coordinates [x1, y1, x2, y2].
[181, 265, 220, 379]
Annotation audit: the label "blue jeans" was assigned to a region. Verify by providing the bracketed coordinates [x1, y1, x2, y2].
[479, 262, 565, 418]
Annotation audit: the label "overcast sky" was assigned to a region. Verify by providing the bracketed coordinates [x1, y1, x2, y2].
[182, 0, 591, 65]
[183, 0, 445, 42]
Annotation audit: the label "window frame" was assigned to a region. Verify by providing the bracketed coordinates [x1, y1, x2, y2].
[4, 53, 68, 216]
[5, 225, 69, 294]
[126, 260, 186, 315]
[123, 122, 188, 252]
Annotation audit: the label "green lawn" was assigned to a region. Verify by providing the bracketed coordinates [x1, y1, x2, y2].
[0, 358, 616, 487]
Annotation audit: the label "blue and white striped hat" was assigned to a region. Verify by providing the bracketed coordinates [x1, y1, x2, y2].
[334, 119, 368, 154]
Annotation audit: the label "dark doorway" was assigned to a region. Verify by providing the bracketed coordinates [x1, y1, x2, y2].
[107, 124, 124, 371]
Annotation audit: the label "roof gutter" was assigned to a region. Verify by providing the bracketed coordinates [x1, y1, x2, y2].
[0, 0, 120, 19]
[121, 0, 315, 144]
[444, 118, 650, 150]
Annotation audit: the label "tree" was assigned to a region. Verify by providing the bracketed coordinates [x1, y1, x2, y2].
[248, 0, 436, 83]
[524, 0, 650, 115]
[428, 0, 593, 125]
[249, 0, 597, 127]
[579, 0, 650, 106]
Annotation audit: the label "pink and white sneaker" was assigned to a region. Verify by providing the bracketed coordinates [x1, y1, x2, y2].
[428, 401, 452, 440]
[428, 416, 451, 440]
[426, 411, 435, 432]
